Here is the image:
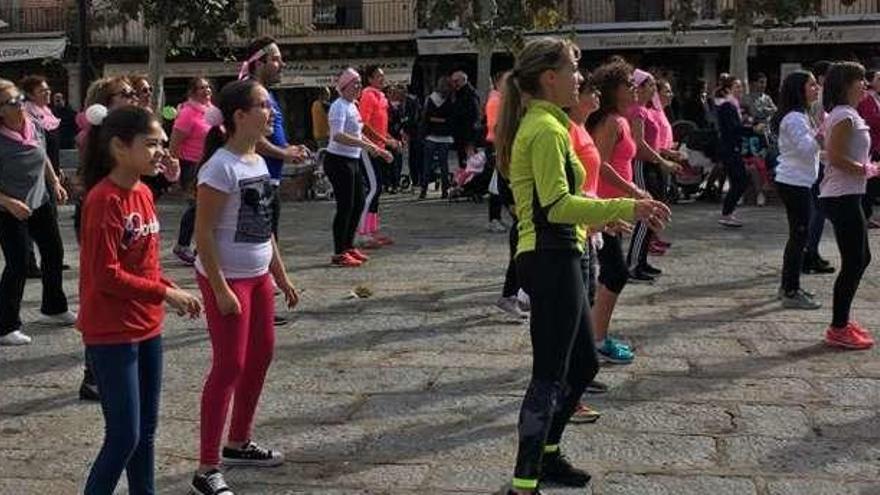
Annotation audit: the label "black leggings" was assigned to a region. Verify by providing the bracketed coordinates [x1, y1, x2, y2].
[502, 220, 518, 298]
[776, 182, 812, 293]
[721, 154, 748, 216]
[597, 233, 628, 294]
[821, 195, 872, 328]
[513, 250, 599, 487]
[627, 160, 664, 271]
[324, 152, 365, 254]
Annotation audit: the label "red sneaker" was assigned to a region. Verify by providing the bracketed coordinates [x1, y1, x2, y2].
[346, 248, 369, 262]
[825, 324, 874, 350]
[847, 321, 874, 342]
[331, 253, 362, 267]
[373, 233, 394, 246]
[648, 244, 667, 256]
[653, 238, 672, 249]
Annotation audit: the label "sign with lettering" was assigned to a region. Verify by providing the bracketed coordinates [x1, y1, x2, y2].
[0, 37, 66, 63]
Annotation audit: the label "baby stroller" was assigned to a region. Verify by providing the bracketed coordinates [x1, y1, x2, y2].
[448, 149, 492, 202]
[667, 120, 713, 202]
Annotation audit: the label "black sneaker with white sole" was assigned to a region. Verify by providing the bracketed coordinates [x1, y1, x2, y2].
[221, 441, 284, 467]
[190, 469, 233, 495]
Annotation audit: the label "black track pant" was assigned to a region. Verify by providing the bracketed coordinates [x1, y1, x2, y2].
[776, 182, 811, 293]
[324, 152, 366, 254]
[627, 160, 664, 271]
[821, 195, 872, 328]
[512, 250, 599, 490]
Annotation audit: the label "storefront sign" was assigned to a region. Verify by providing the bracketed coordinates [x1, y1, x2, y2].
[0, 37, 66, 63]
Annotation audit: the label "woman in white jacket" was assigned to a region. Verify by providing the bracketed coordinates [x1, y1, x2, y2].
[772, 70, 823, 309]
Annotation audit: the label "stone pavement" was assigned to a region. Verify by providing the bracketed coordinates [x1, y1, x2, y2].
[2, 193, 880, 495]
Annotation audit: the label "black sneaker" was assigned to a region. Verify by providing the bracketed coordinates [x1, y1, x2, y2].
[802, 257, 835, 274]
[273, 315, 289, 326]
[585, 380, 608, 394]
[541, 451, 591, 487]
[642, 264, 662, 276]
[191, 469, 233, 495]
[79, 378, 100, 401]
[628, 270, 655, 284]
[221, 441, 283, 467]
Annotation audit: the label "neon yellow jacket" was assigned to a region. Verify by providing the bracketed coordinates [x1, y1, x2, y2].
[510, 100, 636, 256]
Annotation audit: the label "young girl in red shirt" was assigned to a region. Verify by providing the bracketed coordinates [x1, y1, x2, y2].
[77, 104, 201, 494]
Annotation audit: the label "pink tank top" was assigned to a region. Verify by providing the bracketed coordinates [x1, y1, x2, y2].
[597, 115, 637, 199]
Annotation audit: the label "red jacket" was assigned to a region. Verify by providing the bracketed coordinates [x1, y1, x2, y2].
[77, 178, 172, 345]
[857, 92, 880, 157]
[359, 86, 390, 147]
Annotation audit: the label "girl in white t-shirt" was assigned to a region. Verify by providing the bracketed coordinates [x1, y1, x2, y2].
[190, 79, 299, 495]
[819, 62, 880, 351]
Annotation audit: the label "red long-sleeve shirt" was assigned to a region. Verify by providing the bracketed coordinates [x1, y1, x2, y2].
[76, 178, 172, 345]
[857, 93, 880, 157]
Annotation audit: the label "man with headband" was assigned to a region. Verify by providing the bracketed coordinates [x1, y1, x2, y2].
[241, 37, 307, 326]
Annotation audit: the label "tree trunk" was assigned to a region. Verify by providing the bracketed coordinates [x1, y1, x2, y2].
[729, 21, 751, 92]
[147, 23, 168, 110]
[476, 43, 492, 103]
[76, 0, 93, 106]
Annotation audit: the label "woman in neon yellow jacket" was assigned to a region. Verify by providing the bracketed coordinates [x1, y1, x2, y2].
[494, 38, 670, 495]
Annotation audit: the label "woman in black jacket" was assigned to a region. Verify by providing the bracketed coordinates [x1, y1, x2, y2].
[716, 74, 764, 227]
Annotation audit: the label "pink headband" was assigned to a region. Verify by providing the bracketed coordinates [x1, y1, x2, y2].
[336, 68, 360, 94]
[633, 69, 654, 87]
[238, 43, 280, 81]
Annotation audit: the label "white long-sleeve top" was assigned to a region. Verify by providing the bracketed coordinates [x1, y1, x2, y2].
[774, 111, 821, 188]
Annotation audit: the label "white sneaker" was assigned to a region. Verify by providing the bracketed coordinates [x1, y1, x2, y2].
[487, 220, 507, 233]
[516, 288, 531, 312]
[756, 192, 766, 207]
[0, 330, 32, 346]
[38, 310, 77, 327]
[495, 296, 528, 320]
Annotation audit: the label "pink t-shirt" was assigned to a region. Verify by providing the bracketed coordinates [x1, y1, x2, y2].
[173, 100, 215, 163]
[569, 122, 600, 197]
[652, 107, 673, 150]
[628, 104, 660, 150]
[820, 105, 870, 198]
[597, 115, 637, 199]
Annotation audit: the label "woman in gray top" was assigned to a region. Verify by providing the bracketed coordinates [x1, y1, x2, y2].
[0, 78, 75, 346]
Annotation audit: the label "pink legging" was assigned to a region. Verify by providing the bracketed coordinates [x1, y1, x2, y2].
[197, 273, 275, 466]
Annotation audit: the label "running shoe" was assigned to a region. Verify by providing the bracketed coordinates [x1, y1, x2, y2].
[173, 244, 196, 265]
[802, 257, 835, 274]
[847, 321, 875, 341]
[0, 330, 32, 346]
[495, 296, 529, 320]
[597, 338, 634, 364]
[781, 290, 821, 310]
[777, 287, 815, 300]
[541, 451, 591, 487]
[345, 249, 369, 262]
[516, 289, 531, 312]
[648, 243, 667, 256]
[628, 270, 655, 284]
[221, 441, 284, 467]
[38, 310, 77, 327]
[487, 220, 507, 233]
[825, 324, 874, 350]
[190, 469, 234, 495]
[373, 233, 394, 246]
[718, 215, 744, 228]
[642, 264, 662, 276]
[653, 238, 672, 248]
[331, 253, 362, 267]
[569, 403, 601, 424]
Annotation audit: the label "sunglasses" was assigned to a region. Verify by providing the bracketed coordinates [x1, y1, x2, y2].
[1, 94, 25, 108]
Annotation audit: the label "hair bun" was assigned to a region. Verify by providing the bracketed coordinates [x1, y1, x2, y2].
[85, 104, 108, 126]
[205, 105, 223, 127]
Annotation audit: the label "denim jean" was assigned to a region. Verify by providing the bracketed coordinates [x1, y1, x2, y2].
[422, 140, 451, 193]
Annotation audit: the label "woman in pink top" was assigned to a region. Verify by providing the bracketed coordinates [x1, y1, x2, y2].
[626, 70, 681, 281]
[357, 65, 398, 248]
[585, 59, 650, 365]
[171, 77, 216, 264]
[819, 62, 879, 350]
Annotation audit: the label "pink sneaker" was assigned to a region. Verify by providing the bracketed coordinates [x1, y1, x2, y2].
[331, 253, 362, 267]
[825, 324, 874, 350]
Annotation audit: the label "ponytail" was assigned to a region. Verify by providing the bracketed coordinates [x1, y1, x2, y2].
[200, 125, 228, 167]
[494, 75, 524, 178]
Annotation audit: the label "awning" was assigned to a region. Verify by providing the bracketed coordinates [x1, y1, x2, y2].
[0, 37, 66, 63]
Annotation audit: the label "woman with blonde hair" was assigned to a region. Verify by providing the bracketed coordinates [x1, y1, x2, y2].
[495, 38, 669, 494]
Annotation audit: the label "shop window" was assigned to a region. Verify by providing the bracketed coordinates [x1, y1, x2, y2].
[313, 0, 363, 30]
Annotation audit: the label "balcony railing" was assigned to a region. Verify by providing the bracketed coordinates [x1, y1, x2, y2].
[256, 1, 415, 40]
[0, 6, 71, 34]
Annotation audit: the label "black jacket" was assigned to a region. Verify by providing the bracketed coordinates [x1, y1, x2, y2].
[422, 94, 454, 138]
[451, 83, 481, 144]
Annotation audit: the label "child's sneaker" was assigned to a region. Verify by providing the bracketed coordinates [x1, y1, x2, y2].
[221, 441, 284, 467]
[190, 469, 234, 495]
[825, 323, 874, 350]
[597, 338, 634, 364]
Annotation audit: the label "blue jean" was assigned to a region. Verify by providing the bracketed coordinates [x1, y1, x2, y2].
[806, 167, 826, 258]
[422, 140, 451, 192]
[85, 335, 162, 495]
